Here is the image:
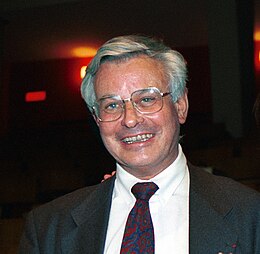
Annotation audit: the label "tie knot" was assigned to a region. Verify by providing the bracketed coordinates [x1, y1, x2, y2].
[131, 182, 159, 201]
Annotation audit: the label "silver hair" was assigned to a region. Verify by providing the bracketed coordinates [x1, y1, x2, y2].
[81, 35, 188, 112]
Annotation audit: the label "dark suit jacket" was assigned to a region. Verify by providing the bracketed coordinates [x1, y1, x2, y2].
[19, 164, 260, 254]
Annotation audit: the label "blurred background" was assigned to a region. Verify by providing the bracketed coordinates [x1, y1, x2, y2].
[0, 0, 259, 252]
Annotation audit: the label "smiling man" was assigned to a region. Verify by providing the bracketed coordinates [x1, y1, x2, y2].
[19, 35, 260, 254]
[93, 54, 188, 180]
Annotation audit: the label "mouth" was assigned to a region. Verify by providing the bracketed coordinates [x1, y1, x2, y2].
[121, 133, 154, 144]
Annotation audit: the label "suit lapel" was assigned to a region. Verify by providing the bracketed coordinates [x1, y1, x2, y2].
[61, 176, 116, 254]
[189, 165, 239, 254]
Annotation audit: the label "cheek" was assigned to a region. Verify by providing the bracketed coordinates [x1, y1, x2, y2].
[98, 123, 118, 146]
[160, 106, 180, 137]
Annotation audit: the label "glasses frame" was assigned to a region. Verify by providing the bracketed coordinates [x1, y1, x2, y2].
[92, 87, 172, 122]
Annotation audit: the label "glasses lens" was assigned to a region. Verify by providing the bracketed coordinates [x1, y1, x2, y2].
[94, 88, 166, 122]
[132, 88, 162, 113]
[95, 96, 123, 121]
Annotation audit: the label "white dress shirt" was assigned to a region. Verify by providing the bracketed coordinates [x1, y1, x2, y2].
[104, 144, 190, 254]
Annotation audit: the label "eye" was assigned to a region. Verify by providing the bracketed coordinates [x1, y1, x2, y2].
[106, 102, 119, 110]
[139, 96, 157, 107]
[101, 100, 122, 113]
[141, 97, 155, 103]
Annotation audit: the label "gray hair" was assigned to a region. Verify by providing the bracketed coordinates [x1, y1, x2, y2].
[81, 35, 188, 112]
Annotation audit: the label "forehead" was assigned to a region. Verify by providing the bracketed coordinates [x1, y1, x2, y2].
[94, 56, 168, 96]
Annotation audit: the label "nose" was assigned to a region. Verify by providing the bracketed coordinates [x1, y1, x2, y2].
[121, 101, 144, 128]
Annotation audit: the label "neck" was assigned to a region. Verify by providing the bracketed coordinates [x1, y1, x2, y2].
[120, 155, 178, 180]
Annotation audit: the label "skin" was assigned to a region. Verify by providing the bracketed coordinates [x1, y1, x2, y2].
[94, 55, 188, 180]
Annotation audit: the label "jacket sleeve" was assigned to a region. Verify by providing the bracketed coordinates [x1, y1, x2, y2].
[18, 211, 40, 254]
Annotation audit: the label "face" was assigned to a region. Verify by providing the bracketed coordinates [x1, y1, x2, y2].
[94, 56, 188, 179]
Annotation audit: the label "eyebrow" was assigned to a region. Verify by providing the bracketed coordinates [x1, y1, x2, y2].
[96, 86, 162, 101]
[97, 94, 120, 100]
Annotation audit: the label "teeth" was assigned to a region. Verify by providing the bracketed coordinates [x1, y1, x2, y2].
[122, 134, 153, 144]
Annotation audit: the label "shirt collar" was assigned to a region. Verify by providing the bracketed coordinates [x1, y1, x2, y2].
[114, 144, 188, 205]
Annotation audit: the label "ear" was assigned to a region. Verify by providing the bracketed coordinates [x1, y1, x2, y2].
[175, 88, 189, 124]
[92, 112, 100, 127]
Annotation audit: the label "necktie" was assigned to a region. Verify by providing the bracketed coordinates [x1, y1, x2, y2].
[120, 182, 159, 254]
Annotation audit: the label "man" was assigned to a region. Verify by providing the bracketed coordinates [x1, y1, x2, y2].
[19, 35, 260, 253]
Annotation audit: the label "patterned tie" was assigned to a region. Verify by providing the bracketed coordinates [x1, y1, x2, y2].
[120, 182, 159, 254]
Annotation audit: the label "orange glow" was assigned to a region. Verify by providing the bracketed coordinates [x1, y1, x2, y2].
[68, 58, 93, 88]
[80, 66, 87, 79]
[72, 47, 97, 58]
[25, 91, 46, 102]
[254, 31, 260, 41]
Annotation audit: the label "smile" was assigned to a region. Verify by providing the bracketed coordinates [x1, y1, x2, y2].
[122, 134, 154, 144]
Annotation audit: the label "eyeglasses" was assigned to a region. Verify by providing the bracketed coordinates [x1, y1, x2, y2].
[92, 87, 172, 122]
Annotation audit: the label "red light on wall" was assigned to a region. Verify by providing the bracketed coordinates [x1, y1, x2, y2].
[25, 91, 46, 102]
[254, 41, 260, 71]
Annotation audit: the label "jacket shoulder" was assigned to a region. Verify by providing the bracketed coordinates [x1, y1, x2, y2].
[30, 184, 97, 218]
[189, 163, 260, 207]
